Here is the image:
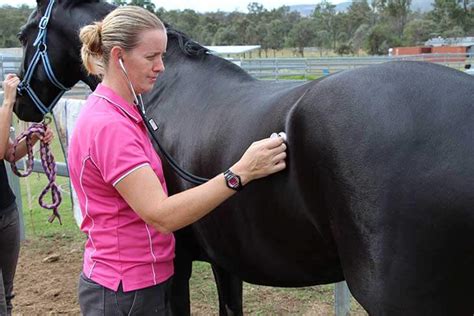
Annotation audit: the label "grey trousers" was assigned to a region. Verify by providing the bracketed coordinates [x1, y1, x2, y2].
[78, 273, 172, 316]
[0, 205, 20, 316]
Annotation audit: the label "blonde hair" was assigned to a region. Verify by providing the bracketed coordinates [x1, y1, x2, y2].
[79, 6, 165, 76]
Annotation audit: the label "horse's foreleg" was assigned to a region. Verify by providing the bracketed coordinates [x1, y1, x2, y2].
[169, 256, 191, 315]
[211, 264, 243, 316]
[169, 229, 195, 316]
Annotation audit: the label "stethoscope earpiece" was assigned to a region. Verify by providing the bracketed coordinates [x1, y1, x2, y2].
[117, 57, 145, 113]
[118, 58, 125, 70]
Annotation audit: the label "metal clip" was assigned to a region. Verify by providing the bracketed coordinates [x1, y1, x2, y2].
[42, 114, 52, 125]
[148, 119, 158, 131]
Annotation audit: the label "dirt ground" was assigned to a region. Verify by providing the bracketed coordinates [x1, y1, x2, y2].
[13, 236, 83, 315]
[12, 236, 364, 316]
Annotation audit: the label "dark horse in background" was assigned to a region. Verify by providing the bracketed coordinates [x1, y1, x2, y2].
[15, 1, 474, 315]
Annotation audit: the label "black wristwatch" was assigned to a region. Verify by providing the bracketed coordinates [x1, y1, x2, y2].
[223, 169, 243, 191]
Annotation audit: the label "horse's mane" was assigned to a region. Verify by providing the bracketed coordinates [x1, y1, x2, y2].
[163, 24, 253, 80]
[165, 23, 209, 57]
[164, 24, 252, 79]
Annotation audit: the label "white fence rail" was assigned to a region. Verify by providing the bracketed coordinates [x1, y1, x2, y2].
[241, 53, 474, 80]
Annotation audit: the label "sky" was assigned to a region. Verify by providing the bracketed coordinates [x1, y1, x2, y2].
[0, 0, 344, 13]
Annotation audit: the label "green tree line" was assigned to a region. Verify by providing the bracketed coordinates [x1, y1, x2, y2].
[1, 0, 473, 56]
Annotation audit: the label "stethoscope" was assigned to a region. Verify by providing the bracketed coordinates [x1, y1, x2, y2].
[117, 57, 209, 185]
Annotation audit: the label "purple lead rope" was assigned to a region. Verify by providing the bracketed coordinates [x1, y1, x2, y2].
[10, 122, 62, 224]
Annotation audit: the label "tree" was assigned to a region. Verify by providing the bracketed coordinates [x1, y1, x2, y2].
[442, 25, 466, 37]
[255, 22, 270, 57]
[174, 9, 201, 39]
[247, 2, 265, 16]
[350, 23, 370, 54]
[0, 5, 32, 48]
[226, 12, 249, 44]
[386, 0, 412, 38]
[111, 0, 126, 5]
[346, 0, 374, 37]
[430, 0, 466, 34]
[287, 19, 316, 57]
[266, 19, 286, 56]
[403, 19, 437, 45]
[336, 43, 354, 55]
[127, 0, 155, 12]
[312, 0, 343, 50]
[365, 24, 400, 55]
[314, 30, 331, 56]
[214, 26, 239, 45]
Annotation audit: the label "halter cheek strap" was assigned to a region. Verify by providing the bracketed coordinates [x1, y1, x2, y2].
[17, 0, 71, 115]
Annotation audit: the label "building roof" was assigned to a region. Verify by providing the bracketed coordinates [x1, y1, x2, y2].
[425, 37, 474, 47]
[205, 45, 261, 55]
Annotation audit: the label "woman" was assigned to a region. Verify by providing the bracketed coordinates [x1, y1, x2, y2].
[70, 6, 287, 315]
[0, 74, 53, 315]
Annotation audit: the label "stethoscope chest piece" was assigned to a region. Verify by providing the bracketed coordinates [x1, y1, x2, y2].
[270, 131, 287, 143]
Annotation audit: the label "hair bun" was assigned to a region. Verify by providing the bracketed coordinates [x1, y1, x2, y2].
[80, 22, 103, 55]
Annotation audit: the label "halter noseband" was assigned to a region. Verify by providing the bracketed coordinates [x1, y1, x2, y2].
[17, 0, 71, 115]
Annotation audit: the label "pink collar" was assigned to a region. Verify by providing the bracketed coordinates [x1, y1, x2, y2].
[93, 84, 143, 124]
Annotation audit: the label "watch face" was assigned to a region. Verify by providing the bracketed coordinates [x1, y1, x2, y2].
[228, 176, 239, 187]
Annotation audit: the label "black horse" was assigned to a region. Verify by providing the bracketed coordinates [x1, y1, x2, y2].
[15, 1, 474, 315]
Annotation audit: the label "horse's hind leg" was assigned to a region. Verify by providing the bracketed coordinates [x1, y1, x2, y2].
[334, 206, 474, 315]
[211, 264, 243, 316]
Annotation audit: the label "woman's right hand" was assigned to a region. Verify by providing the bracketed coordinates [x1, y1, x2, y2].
[2, 74, 20, 107]
[231, 136, 287, 186]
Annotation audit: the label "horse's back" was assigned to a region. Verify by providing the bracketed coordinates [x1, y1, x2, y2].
[289, 61, 474, 314]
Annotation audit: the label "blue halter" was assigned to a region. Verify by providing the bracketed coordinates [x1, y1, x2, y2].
[17, 0, 71, 115]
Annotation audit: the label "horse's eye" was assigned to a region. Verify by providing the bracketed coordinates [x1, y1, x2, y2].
[17, 32, 26, 45]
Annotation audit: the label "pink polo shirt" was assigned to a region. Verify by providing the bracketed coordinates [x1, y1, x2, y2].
[68, 84, 175, 292]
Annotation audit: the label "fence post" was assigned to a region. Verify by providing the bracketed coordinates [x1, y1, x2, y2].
[0, 91, 25, 240]
[335, 281, 351, 316]
[274, 58, 279, 81]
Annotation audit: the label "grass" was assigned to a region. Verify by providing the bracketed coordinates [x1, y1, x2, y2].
[19, 173, 82, 240]
[189, 261, 366, 314]
[188, 260, 338, 315]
